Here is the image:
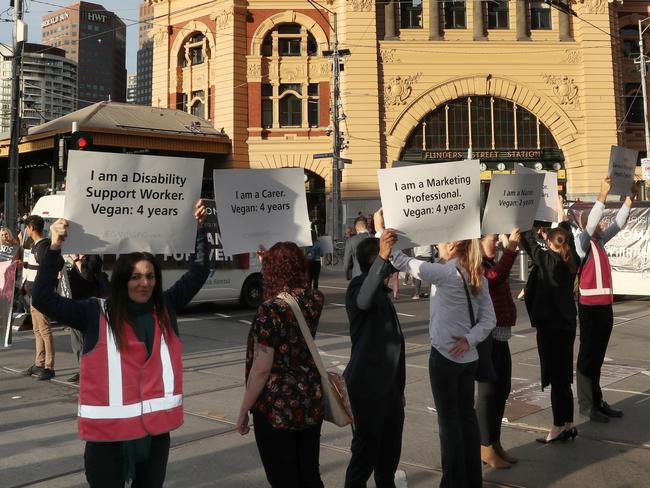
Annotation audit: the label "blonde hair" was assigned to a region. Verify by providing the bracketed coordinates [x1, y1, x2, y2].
[453, 239, 484, 295]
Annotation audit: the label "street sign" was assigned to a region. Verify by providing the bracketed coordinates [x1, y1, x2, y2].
[339, 158, 352, 164]
[313, 152, 334, 159]
[642, 158, 650, 181]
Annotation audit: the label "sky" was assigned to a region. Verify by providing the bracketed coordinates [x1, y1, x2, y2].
[0, 0, 143, 73]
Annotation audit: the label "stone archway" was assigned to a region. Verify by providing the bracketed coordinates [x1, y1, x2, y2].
[250, 10, 330, 55]
[169, 20, 216, 71]
[386, 75, 579, 166]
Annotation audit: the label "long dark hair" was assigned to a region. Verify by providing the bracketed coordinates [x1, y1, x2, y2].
[107, 252, 171, 350]
[546, 228, 577, 274]
[262, 242, 308, 300]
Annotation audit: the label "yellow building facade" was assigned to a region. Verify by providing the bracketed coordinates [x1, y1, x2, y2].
[147, 0, 649, 232]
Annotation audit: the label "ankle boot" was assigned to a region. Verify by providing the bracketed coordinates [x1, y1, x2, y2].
[481, 445, 510, 469]
[495, 443, 518, 464]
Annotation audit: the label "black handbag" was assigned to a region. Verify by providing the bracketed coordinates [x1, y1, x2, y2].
[456, 267, 496, 382]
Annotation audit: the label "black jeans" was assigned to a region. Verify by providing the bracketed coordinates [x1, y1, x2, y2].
[577, 304, 614, 411]
[253, 411, 324, 488]
[84, 433, 170, 488]
[536, 327, 575, 426]
[429, 347, 482, 488]
[476, 339, 512, 446]
[345, 386, 405, 488]
[308, 261, 321, 289]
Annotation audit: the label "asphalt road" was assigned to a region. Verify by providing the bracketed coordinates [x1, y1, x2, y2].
[2, 266, 650, 487]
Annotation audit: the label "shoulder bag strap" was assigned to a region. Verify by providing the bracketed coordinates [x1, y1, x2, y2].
[277, 292, 329, 380]
[456, 266, 477, 328]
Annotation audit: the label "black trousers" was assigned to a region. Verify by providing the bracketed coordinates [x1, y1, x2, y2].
[345, 386, 405, 488]
[84, 433, 170, 488]
[429, 347, 482, 488]
[476, 339, 512, 446]
[253, 411, 324, 488]
[308, 261, 321, 289]
[536, 327, 575, 426]
[577, 303, 614, 412]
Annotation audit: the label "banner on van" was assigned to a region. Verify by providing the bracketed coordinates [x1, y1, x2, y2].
[64, 151, 204, 254]
[213, 168, 311, 255]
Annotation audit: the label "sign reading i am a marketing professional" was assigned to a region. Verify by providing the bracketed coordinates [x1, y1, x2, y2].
[377, 160, 482, 249]
[213, 168, 312, 255]
[64, 151, 204, 254]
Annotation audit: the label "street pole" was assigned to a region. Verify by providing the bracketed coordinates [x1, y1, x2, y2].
[639, 19, 650, 200]
[7, 0, 25, 233]
[331, 11, 342, 243]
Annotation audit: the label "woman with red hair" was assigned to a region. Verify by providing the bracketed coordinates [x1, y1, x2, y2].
[237, 241, 325, 488]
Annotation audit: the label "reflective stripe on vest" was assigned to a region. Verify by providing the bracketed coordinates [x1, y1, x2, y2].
[77, 301, 183, 441]
[77, 322, 180, 420]
[579, 240, 613, 303]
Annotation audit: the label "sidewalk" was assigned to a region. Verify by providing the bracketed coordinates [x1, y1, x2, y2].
[2, 275, 650, 487]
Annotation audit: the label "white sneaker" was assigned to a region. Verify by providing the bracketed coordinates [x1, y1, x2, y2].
[395, 470, 408, 488]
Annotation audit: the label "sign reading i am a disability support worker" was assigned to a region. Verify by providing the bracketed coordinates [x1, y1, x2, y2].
[481, 173, 545, 235]
[213, 168, 312, 255]
[515, 164, 558, 223]
[64, 151, 204, 254]
[377, 160, 481, 249]
[608, 145, 638, 196]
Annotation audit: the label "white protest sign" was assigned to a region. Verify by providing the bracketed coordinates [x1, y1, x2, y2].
[516, 164, 558, 222]
[481, 173, 545, 234]
[608, 145, 638, 196]
[64, 151, 204, 254]
[213, 168, 311, 255]
[377, 160, 481, 249]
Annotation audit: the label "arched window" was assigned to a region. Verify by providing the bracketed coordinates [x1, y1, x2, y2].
[621, 25, 640, 57]
[259, 22, 324, 129]
[405, 96, 558, 152]
[180, 32, 208, 67]
[191, 100, 205, 119]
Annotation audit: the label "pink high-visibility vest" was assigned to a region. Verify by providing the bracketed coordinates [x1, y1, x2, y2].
[579, 240, 614, 306]
[77, 301, 183, 441]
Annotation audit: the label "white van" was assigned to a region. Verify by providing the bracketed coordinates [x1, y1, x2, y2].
[31, 195, 263, 308]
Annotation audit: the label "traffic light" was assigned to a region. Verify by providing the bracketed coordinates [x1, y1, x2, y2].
[70, 131, 93, 150]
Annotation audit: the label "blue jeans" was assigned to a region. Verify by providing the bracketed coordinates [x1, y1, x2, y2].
[429, 347, 482, 488]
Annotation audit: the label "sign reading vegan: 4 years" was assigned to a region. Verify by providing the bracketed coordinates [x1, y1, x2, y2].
[64, 151, 204, 254]
[213, 168, 312, 255]
[377, 160, 481, 249]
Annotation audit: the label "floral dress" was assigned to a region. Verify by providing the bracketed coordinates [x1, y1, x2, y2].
[245, 288, 325, 430]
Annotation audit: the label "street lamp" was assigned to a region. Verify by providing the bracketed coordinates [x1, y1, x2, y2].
[636, 18, 650, 199]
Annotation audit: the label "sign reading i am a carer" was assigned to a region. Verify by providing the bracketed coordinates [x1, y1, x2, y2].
[378, 160, 481, 249]
[64, 151, 204, 254]
[213, 168, 312, 255]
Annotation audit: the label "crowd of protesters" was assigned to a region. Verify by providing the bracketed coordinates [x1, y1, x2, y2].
[10, 171, 638, 488]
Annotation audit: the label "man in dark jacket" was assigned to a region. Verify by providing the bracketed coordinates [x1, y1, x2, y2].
[344, 230, 405, 488]
[343, 216, 371, 280]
